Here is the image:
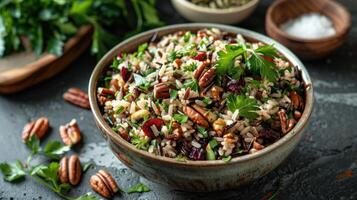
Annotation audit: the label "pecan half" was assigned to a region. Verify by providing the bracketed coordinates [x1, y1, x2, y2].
[290, 91, 304, 111]
[213, 118, 226, 137]
[59, 155, 82, 186]
[193, 62, 208, 79]
[199, 67, 216, 89]
[63, 88, 90, 109]
[191, 104, 217, 123]
[22, 117, 49, 141]
[59, 119, 81, 146]
[153, 83, 170, 99]
[278, 109, 296, 134]
[90, 170, 119, 198]
[183, 106, 209, 128]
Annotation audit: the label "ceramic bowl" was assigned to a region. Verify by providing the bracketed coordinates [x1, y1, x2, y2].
[171, 0, 259, 24]
[265, 0, 351, 60]
[88, 23, 314, 191]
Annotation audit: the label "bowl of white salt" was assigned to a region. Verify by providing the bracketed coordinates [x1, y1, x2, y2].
[265, 0, 351, 60]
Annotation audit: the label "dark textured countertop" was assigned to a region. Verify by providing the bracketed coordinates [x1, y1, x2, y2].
[0, 0, 356, 199]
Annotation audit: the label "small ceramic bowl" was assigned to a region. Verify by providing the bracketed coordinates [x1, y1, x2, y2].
[171, 0, 259, 24]
[89, 23, 314, 191]
[266, 0, 351, 60]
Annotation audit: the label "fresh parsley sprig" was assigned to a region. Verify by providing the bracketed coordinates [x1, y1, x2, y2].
[227, 94, 260, 120]
[0, 135, 98, 200]
[127, 183, 151, 193]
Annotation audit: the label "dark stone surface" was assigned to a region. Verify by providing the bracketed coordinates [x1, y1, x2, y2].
[0, 0, 356, 199]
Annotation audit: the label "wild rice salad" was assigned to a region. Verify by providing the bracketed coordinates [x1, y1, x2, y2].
[97, 28, 306, 161]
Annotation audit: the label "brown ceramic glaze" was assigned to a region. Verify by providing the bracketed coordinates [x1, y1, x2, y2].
[88, 24, 314, 191]
[266, 0, 351, 60]
[0, 26, 93, 94]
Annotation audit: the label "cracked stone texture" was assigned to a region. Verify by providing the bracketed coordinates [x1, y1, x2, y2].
[0, 0, 356, 199]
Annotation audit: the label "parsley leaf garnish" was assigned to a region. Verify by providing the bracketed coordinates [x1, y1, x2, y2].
[43, 141, 70, 160]
[0, 161, 26, 182]
[197, 126, 208, 138]
[131, 134, 150, 150]
[127, 183, 151, 193]
[246, 45, 279, 82]
[227, 94, 260, 120]
[216, 45, 245, 79]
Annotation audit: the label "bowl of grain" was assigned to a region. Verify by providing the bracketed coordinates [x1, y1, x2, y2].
[171, 0, 259, 24]
[266, 0, 351, 60]
[89, 23, 314, 191]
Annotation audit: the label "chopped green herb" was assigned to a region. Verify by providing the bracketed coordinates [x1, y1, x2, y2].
[197, 126, 208, 138]
[206, 144, 216, 160]
[115, 106, 124, 115]
[202, 97, 212, 105]
[167, 51, 181, 63]
[170, 89, 178, 99]
[246, 52, 278, 83]
[227, 94, 259, 120]
[173, 114, 188, 124]
[137, 43, 148, 56]
[183, 31, 192, 42]
[131, 134, 150, 150]
[182, 62, 198, 72]
[81, 162, 92, 172]
[209, 139, 219, 149]
[143, 68, 156, 76]
[127, 183, 151, 193]
[175, 154, 187, 162]
[183, 79, 199, 92]
[222, 156, 232, 163]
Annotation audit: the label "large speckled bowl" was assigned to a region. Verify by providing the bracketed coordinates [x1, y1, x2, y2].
[88, 24, 314, 192]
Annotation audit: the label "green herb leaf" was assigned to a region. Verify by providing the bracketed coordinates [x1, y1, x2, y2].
[170, 89, 178, 99]
[227, 94, 260, 120]
[216, 45, 245, 78]
[206, 144, 216, 160]
[247, 52, 278, 83]
[183, 79, 199, 92]
[82, 162, 92, 172]
[222, 156, 232, 163]
[137, 43, 148, 56]
[173, 114, 188, 124]
[131, 134, 150, 150]
[0, 161, 26, 182]
[202, 97, 212, 105]
[175, 154, 187, 162]
[183, 31, 192, 42]
[209, 139, 219, 149]
[255, 44, 279, 58]
[25, 135, 42, 155]
[197, 126, 208, 138]
[43, 141, 70, 160]
[73, 193, 100, 200]
[127, 183, 151, 193]
[182, 62, 198, 72]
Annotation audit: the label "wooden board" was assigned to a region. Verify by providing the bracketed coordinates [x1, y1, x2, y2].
[0, 26, 93, 94]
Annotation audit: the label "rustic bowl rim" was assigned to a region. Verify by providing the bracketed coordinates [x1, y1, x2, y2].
[172, 0, 260, 14]
[88, 23, 314, 167]
[266, 0, 352, 43]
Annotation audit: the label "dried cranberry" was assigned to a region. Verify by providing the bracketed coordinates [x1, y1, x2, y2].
[259, 129, 281, 143]
[142, 118, 164, 139]
[194, 52, 207, 61]
[117, 52, 123, 59]
[189, 147, 205, 160]
[227, 79, 244, 94]
[121, 67, 131, 82]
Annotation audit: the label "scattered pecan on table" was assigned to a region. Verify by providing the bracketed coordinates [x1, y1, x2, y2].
[63, 88, 90, 109]
[58, 154, 82, 186]
[22, 117, 49, 141]
[90, 170, 119, 198]
[59, 119, 82, 146]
